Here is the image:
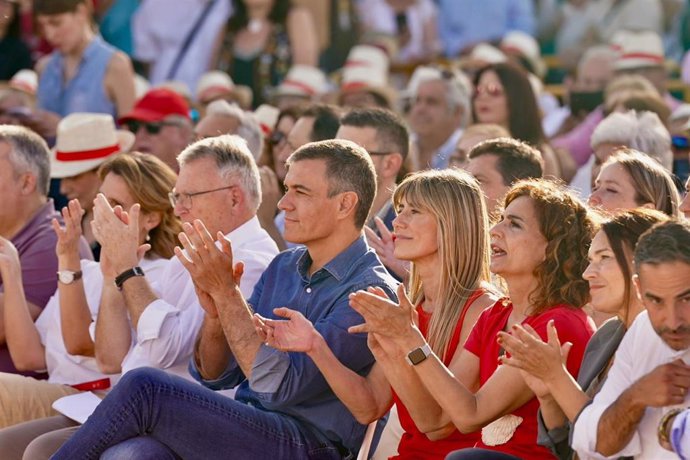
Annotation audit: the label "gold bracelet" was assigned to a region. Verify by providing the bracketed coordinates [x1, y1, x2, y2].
[658, 408, 684, 446]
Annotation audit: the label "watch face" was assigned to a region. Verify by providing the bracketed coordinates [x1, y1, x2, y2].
[408, 347, 428, 365]
[58, 271, 74, 284]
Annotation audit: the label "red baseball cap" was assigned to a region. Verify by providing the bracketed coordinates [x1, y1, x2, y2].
[118, 88, 190, 124]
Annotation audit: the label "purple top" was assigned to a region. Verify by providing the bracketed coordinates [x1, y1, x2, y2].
[0, 199, 93, 376]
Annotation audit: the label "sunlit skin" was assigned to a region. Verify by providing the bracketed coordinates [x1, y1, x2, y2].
[99, 172, 156, 243]
[465, 154, 508, 215]
[36, 10, 90, 55]
[634, 261, 690, 351]
[275, 116, 313, 182]
[489, 196, 548, 279]
[591, 142, 622, 187]
[583, 231, 627, 317]
[277, 159, 343, 247]
[391, 198, 438, 266]
[409, 80, 458, 139]
[172, 156, 236, 236]
[589, 163, 647, 214]
[680, 178, 690, 219]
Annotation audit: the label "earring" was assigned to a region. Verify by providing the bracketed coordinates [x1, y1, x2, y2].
[145, 233, 151, 242]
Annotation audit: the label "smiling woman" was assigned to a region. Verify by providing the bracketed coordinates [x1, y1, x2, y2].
[589, 148, 680, 217]
[256, 168, 501, 459]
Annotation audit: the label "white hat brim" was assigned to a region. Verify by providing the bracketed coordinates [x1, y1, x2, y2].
[50, 130, 135, 179]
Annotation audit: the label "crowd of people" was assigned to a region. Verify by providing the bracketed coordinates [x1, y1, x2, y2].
[2, 0, 690, 459]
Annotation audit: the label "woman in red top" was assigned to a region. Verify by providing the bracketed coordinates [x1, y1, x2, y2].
[349, 179, 597, 459]
[254, 168, 498, 458]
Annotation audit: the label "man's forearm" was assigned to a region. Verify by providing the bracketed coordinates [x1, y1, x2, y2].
[120, 276, 158, 327]
[195, 316, 233, 380]
[214, 288, 262, 378]
[595, 388, 646, 456]
[95, 283, 132, 374]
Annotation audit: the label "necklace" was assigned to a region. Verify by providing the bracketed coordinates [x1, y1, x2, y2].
[248, 18, 263, 34]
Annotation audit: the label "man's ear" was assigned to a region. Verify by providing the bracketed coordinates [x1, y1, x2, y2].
[19, 172, 37, 195]
[632, 273, 643, 302]
[337, 191, 359, 221]
[383, 153, 404, 180]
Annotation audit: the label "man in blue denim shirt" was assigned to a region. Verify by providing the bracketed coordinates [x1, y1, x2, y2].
[52, 139, 398, 460]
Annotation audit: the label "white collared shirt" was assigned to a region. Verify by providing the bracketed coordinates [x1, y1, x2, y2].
[413, 127, 463, 170]
[35, 257, 168, 386]
[120, 216, 279, 378]
[572, 310, 690, 459]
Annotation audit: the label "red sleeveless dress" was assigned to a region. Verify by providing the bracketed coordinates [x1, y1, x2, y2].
[390, 289, 486, 459]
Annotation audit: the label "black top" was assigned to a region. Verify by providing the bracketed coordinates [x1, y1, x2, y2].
[0, 36, 32, 80]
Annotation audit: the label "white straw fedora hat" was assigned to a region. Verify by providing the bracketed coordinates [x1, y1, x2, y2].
[51, 113, 135, 179]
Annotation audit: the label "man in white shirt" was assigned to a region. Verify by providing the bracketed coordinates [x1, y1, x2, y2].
[92, 135, 279, 378]
[572, 220, 690, 459]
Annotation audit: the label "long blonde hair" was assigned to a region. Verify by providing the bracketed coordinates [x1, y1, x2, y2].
[393, 169, 491, 360]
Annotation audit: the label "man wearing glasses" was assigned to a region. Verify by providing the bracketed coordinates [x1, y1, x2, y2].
[85, 134, 278, 382]
[118, 88, 194, 172]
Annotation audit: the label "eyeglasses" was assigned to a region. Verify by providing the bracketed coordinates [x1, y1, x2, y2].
[168, 185, 236, 209]
[475, 84, 504, 98]
[268, 130, 287, 146]
[124, 120, 178, 135]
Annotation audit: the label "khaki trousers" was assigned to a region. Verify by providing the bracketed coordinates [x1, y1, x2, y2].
[0, 415, 78, 460]
[0, 372, 79, 428]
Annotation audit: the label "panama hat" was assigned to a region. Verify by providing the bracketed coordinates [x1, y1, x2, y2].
[612, 30, 665, 70]
[271, 65, 329, 98]
[196, 71, 253, 109]
[51, 113, 134, 179]
[253, 104, 280, 135]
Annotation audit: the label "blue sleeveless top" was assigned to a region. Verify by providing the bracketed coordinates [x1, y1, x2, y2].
[37, 36, 117, 117]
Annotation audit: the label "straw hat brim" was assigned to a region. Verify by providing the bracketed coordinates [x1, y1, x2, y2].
[50, 130, 135, 179]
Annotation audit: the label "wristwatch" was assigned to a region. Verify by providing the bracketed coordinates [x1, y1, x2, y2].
[405, 343, 432, 366]
[57, 270, 83, 285]
[114, 266, 145, 291]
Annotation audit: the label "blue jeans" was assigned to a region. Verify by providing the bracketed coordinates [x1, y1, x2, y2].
[50, 368, 343, 460]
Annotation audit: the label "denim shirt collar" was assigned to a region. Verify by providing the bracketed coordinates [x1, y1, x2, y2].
[296, 235, 368, 283]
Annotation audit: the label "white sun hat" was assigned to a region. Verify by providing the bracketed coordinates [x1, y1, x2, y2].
[51, 113, 135, 179]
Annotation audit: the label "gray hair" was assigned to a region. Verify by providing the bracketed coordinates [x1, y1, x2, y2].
[577, 45, 617, 77]
[0, 125, 50, 195]
[205, 100, 263, 160]
[416, 69, 472, 127]
[634, 220, 690, 271]
[177, 135, 261, 211]
[591, 110, 672, 170]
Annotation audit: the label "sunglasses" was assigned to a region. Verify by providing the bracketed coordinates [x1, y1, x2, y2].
[124, 120, 177, 135]
[268, 130, 287, 146]
[475, 84, 504, 98]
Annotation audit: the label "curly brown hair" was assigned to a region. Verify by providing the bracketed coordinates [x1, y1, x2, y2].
[503, 179, 598, 314]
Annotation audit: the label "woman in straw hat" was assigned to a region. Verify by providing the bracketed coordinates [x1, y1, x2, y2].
[0, 152, 181, 459]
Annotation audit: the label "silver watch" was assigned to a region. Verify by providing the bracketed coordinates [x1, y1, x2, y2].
[57, 270, 83, 285]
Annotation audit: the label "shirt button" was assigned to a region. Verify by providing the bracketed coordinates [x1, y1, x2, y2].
[306, 287, 312, 293]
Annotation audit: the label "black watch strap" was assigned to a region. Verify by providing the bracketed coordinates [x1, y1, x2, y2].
[114, 266, 145, 291]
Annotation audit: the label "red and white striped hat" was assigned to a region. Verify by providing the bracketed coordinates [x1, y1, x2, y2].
[51, 113, 134, 179]
[612, 30, 665, 70]
[273, 65, 328, 98]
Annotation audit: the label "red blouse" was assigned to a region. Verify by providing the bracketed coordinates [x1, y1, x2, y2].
[463, 300, 595, 459]
[391, 289, 485, 459]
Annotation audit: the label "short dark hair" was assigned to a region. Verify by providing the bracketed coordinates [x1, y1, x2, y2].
[469, 137, 543, 186]
[301, 104, 342, 142]
[34, 0, 87, 15]
[340, 108, 410, 159]
[634, 220, 690, 271]
[288, 139, 376, 229]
